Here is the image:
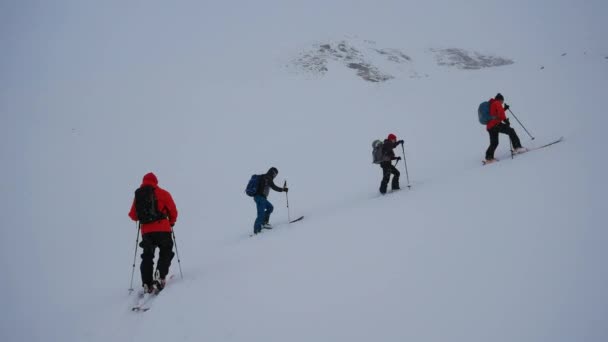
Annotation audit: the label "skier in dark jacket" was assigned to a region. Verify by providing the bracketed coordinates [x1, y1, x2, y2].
[253, 167, 287, 235]
[379, 133, 404, 194]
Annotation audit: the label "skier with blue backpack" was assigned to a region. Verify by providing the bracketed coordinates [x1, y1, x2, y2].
[479, 93, 526, 164]
[245, 167, 288, 235]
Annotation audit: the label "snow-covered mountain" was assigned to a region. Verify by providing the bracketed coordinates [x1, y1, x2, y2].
[289, 38, 515, 82]
[2, 1, 607, 341]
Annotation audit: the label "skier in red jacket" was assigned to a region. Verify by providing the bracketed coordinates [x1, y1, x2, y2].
[485, 93, 526, 163]
[379, 133, 404, 194]
[129, 172, 178, 293]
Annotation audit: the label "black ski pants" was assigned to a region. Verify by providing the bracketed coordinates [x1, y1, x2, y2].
[140, 232, 174, 286]
[486, 123, 522, 160]
[380, 161, 400, 194]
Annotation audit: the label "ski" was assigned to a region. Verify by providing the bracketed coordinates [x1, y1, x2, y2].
[520, 136, 563, 152]
[375, 188, 403, 197]
[290, 216, 304, 223]
[483, 136, 563, 165]
[131, 274, 174, 312]
[482, 159, 499, 165]
[249, 216, 305, 237]
[132, 292, 154, 312]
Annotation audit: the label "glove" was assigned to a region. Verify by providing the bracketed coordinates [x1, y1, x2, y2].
[395, 156, 402, 161]
[170, 222, 175, 227]
[503, 104, 510, 111]
[504, 118, 511, 126]
[397, 140, 404, 145]
[283, 187, 289, 192]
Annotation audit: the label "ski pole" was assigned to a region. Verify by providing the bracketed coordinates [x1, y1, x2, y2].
[171, 229, 184, 279]
[129, 222, 141, 293]
[508, 108, 535, 140]
[401, 144, 411, 188]
[284, 180, 291, 223]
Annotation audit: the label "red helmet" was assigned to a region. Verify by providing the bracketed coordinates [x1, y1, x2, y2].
[387, 133, 397, 141]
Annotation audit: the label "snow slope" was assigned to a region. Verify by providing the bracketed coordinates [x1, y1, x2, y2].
[1, 1, 607, 341]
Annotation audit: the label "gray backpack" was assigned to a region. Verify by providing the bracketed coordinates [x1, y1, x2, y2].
[372, 140, 385, 164]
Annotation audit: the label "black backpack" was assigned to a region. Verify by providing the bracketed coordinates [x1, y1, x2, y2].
[134, 186, 166, 224]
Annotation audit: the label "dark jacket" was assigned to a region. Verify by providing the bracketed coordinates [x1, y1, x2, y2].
[382, 139, 400, 161]
[256, 173, 284, 198]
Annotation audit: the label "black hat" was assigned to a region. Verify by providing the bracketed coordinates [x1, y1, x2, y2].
[267, 167, 278, 178]
[495, 93, 504, 101]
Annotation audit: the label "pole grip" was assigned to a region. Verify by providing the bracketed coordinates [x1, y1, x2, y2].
[284, 180, 291, 223]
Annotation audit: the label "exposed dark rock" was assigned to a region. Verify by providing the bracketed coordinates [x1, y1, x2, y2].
[375, 48, 412, 63]
[292, 53, 329, 75]
[347, 63, 393, 82]
[432, 48, 514, 70]
[291, 40, 400, 82]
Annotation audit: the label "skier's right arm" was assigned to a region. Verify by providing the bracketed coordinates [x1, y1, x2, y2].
[128, 199, 137, 221]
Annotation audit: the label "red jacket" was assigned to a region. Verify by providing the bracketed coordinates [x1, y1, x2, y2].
[129, 173, 178, 234]
[486, 98, 507, 130]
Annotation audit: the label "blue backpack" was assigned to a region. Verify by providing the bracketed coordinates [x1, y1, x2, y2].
[478, 101, 492, 125]
[245, 174, 261, 196]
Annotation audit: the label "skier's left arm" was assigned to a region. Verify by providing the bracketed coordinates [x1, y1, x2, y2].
[489, 100, 507, 122]
[159, 189, 178, 226]
[389, 141, 402, 160]
[269, 180, 284, 192]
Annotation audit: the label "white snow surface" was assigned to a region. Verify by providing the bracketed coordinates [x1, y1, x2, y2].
[2, 1, 608, 341]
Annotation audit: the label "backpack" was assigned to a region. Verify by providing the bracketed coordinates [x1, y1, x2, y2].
[478, 101, 492, 125]
[372, 140, 384, 164]
[245, 174, 261, 196]
[134, 186, 166, 224]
